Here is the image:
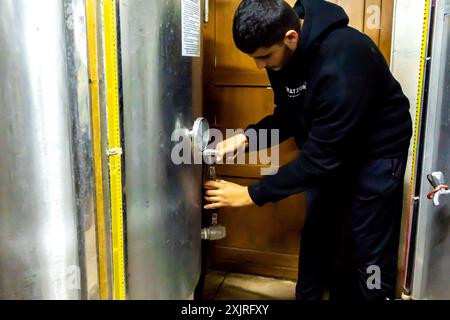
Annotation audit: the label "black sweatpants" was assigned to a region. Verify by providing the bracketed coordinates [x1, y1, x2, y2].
[296, 158, 407, 301]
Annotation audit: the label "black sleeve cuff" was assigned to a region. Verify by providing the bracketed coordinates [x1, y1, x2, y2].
[248, 183, 269, 207]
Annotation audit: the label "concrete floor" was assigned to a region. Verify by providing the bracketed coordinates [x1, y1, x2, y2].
[202, 270, 296, 300]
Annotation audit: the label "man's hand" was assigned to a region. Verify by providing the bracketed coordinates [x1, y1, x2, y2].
[204, 180, 255, 209]
[215, 134, 248, 163]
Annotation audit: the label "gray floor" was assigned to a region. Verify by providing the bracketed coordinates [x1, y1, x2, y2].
[203, 270, 296, 300]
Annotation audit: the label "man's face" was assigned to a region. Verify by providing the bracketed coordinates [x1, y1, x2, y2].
[248, 30, 299, 71]
[249, 43, 293, 71]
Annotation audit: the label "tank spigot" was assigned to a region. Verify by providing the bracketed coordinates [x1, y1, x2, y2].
[201, 225, 227, 241]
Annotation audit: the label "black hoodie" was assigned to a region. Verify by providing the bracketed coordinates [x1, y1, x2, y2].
[246, 0, 412, 206]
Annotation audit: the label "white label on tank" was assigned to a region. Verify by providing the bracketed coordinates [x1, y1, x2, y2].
[182, 0, 201, 57]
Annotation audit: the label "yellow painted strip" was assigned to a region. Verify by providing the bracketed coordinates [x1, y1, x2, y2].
[102, 0, 126, 300]
[86, 0, 109, 300]
[409, 0, 431, 202]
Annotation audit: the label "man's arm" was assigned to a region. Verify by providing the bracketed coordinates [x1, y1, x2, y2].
[245, 103, 295, 152]
[205, 70, 373, 209]
[248, 71, 373, 206]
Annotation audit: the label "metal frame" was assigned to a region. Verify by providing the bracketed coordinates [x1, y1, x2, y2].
[412, 0, 450, 299]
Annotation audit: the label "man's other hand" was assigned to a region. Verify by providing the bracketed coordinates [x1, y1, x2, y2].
[204, 180, 255, 209]
[215, 134, 248, 163]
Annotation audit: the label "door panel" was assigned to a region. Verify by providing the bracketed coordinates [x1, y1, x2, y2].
[215, 0, 261, 73]
[364, 0, 382, 45]
[336, 0, 365, 30]
[379, 0, 395, 62]
[209, 177, 305, 279]
[212, 0, 268, 86]
[208, 86, 300, 168]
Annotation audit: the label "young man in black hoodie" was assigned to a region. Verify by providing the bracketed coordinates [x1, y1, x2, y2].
[204, 0, 412, 300]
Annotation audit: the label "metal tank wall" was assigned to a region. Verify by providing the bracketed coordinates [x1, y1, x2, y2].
[0, 0, 99, 299]
[119, 0, 204, 299]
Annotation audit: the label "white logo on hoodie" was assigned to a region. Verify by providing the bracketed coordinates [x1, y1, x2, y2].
[286, 82, 307, 98]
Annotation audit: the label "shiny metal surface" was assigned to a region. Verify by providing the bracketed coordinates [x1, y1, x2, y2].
[64, 0, 100, 299]
[120, 0, 203, 299]
[0, 0, 98, 299]
[413, 0, 450, 300]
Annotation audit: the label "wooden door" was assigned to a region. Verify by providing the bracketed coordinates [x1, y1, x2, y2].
[203, 0, 395, 280]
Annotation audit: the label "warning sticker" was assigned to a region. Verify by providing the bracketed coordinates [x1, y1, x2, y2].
[182, 0, 201, 57]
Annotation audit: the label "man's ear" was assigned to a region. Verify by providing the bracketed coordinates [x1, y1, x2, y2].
[284, 30, 299, 49]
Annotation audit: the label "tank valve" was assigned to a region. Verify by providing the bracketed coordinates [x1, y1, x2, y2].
[203, 149, 219, 165]
[201, 225, 227, 241]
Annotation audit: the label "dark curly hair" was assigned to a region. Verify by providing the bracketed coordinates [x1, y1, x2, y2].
[233, 0, 301, 54]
